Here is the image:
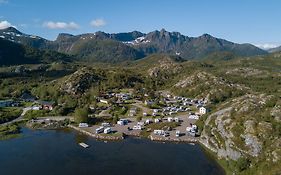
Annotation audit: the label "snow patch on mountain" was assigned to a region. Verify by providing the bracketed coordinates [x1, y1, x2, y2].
[123, 36, 150, 45]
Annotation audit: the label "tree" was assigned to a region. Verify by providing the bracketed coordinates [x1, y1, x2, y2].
[112, 115, 119, 124]
[236, 157, 250, 172]
[74, 107, 89, 123]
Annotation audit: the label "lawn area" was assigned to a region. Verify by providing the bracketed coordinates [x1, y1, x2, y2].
[0, 107, 22, 124]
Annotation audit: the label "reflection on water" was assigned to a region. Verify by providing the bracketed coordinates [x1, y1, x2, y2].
[0, 128, 225, 175]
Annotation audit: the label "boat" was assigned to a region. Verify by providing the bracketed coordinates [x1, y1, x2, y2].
[79, 142, 89, 148]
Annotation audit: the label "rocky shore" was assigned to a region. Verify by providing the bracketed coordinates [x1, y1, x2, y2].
[150, 135, 198, 143]
[68, 125, 125, 141]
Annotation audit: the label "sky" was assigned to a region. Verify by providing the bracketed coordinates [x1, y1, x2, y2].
[0, 0, 281, 49]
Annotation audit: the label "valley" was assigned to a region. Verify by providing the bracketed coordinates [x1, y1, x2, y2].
[0, 27, 280, 175]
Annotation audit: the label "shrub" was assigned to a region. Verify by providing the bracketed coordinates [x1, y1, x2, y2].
[236, 157, 251, 172]
[74, 107, 89, 123]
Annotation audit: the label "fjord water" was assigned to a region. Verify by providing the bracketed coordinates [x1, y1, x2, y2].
[0, 128, 224, 175]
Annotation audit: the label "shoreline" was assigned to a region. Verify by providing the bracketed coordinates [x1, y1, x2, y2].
[68, 125, 226, 174]
[68, 125, 125, 141]
[68, 124, 199, 143]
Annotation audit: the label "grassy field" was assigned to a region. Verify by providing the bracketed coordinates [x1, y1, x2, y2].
[0, 124, 21, 140]
[0, 107, 22, 124]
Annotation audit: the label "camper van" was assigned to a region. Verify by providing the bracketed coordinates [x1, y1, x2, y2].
[176, 130, 180, 137]
[96, 127, 104, 134]
[104, 127, 112, 134]
[133, 125, 142, 130]
[79, 123, 89, 128]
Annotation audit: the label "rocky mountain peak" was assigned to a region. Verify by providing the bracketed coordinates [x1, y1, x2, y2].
[0, 27, 22, 35]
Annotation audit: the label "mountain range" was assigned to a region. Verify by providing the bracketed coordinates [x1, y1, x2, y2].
[268, 45, 281, 53]
[0, 27, 268, 64]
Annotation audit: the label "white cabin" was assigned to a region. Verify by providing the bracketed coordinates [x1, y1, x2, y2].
[199, 107, 207, 114]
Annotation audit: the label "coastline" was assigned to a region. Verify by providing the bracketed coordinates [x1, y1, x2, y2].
[68, 124, 227, 174]
[68, 125, 124, 141]
[68, 124, 198, 143]
[198, 142, 230, 175]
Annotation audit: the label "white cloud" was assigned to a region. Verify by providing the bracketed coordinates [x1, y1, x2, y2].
[254, 43, 280, 50]
[43, 21, 79, 30]
[0, 0, 8, 4]
[0, 20, 15, 29]
[90, 19, 106, 27]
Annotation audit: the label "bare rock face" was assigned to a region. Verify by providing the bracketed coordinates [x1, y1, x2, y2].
[271, 105, 281, 122]
[174, 71, 250, 101]
[241, 134, 262, 157]
[225, 67, 268, 78]
[244, 120, 256, 134]
[199, 94, 276, 161]
[148, 56, 182, 77]
[60, 68, 101, 95]
[200, 107, 242, 160]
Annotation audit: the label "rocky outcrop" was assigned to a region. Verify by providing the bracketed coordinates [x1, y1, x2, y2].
[271, 105, 281, 122]
[199, 94, 276, 161]
[148, 56, 182, 77]
[60, 68, 101, 95]
[200, 107, 242, 160]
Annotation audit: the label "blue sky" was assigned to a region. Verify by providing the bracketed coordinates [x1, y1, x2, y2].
[0, 0, 281, 48]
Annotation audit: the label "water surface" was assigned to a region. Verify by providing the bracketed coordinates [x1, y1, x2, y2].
[0, 128, 224, 175]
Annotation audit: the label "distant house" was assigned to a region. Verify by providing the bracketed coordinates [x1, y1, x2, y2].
[199, 107, 207, 114]
[37, 100, 55, 110]
[31, 106, 40, 110]
[116, 93, 131, 100]
[20, 92, 36, 102]
[0, 100, 14, 107]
